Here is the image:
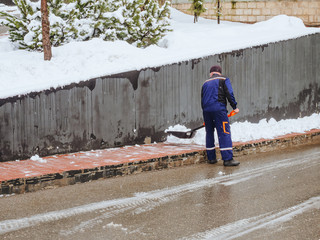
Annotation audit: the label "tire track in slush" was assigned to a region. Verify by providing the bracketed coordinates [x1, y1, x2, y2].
[0, 151, 319, 236]
[180, 196, 320, 240]
[61, 152, 320, 235]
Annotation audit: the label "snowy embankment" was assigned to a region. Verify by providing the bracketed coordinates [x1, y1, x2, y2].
[1, 5, 319, 146]
[0, 6, 319, 99]
[166, 113, 320, 145]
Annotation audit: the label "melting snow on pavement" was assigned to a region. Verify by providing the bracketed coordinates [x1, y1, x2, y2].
[0, 151, 319, 236]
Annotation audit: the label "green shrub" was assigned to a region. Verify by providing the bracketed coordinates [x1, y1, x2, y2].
[0, 0, 171, 50]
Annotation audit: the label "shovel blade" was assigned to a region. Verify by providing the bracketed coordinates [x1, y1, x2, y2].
[167, 130, 195, 139]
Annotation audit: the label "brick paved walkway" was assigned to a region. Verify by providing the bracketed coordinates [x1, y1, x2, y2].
[0, 143, 205, 182]
[0, 129, 319, 194]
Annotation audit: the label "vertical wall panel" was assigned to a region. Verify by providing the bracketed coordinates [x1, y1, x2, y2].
[0, 33, 319, 161]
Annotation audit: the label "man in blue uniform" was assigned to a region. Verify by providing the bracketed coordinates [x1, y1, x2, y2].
[201, 65, 240, 166]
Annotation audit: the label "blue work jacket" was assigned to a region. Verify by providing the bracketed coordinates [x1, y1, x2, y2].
[201, 74, 237, 112]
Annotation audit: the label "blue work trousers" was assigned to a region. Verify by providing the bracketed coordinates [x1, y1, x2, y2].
[203, 110, 233, 161]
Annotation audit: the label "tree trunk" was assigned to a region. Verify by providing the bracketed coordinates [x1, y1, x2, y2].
[41, 0, 52, 61]
[194, 13, 198, 23]
[217, 0, 220, 24]
[158, 0, 165, 6]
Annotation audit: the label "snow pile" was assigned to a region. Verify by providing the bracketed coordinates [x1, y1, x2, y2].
[0, 4, 18, 13]
[30, 154, 47, 163]
[166, 113, 320, 145]
[1, 7, 319, 99]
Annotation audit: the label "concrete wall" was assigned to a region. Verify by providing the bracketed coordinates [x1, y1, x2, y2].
[0, 33, 319, 161]
[172, 0, 320, 27]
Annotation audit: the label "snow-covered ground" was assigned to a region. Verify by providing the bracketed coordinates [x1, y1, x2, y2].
[0, 3, 18, 13]
[0, 4, 319, 147]
[166, 113, 320, 145]
[1, 6, 319, 99]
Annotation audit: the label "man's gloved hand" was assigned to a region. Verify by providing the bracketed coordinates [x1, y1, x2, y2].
[228, 108, 239, 117]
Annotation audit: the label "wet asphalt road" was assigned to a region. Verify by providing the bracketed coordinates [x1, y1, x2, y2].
[0, 142, 319, 240]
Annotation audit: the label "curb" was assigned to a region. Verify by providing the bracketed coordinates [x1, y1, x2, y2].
[233, 129, 320, 156]
[0, 151, 207, 195]
[1, 129, 320, 195]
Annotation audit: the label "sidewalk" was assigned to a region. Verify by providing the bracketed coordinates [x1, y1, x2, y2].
[1, 129, 320, 195]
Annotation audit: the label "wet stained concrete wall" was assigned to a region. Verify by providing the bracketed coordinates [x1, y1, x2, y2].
[0, 33, 319, 161]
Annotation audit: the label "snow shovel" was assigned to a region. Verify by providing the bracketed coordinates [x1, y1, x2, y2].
[167, 110, 238, 139]
[166, 124, 205, 139]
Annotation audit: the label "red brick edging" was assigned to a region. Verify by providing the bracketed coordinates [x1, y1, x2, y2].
[1, 129, 319, 195]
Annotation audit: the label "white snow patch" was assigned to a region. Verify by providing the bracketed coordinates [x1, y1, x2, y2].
[106, 222, 128, 231]
[30, 154, 47, 163]
[166, 113, 320, 145]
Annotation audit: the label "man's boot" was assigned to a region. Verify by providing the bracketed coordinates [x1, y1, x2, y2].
[208, 159, 218, 164]
[223, 159, 240, 166]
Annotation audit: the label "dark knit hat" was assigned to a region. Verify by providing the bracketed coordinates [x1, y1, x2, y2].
[210, 65, 222, 73]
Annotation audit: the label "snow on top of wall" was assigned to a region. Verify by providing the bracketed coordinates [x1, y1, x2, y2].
[0, 6, 319, 99]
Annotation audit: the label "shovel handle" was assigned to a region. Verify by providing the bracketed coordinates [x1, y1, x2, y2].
[186, 111, 236, 134]
[228, 109, 238, 117]
[192, 124, 205, 131]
